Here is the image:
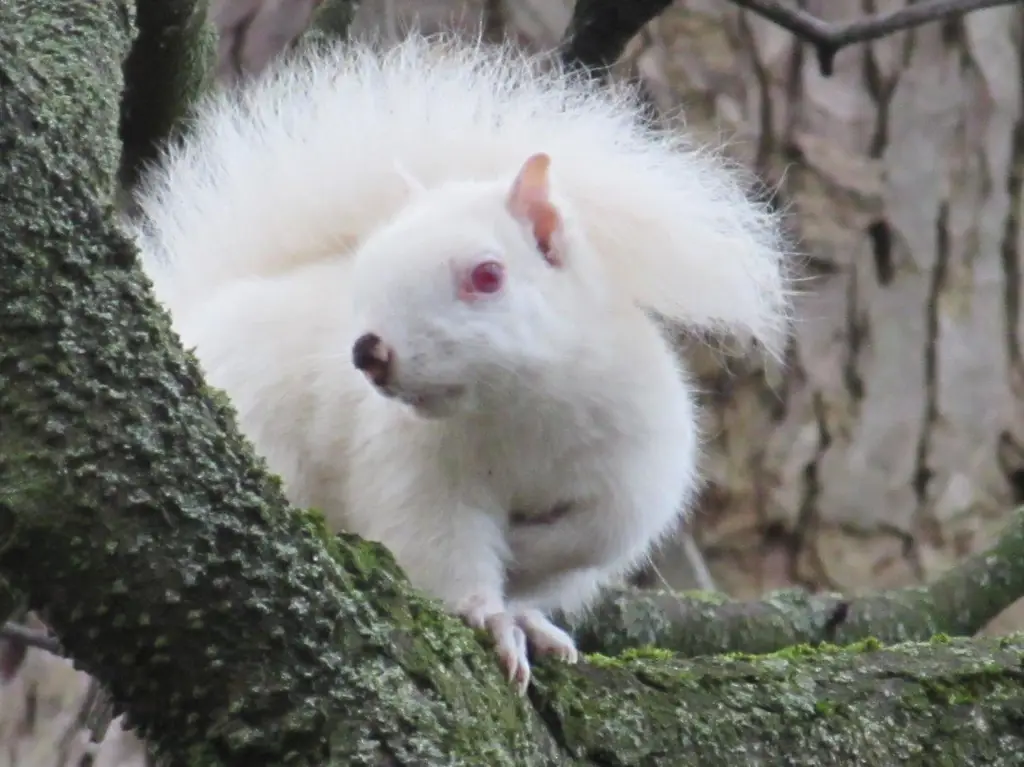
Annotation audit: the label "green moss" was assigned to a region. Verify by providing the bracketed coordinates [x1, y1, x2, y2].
[766, 643, 829, 660]
[531, 636, 1024, 765]
[1, 2, 564, 763]
[845, 636, 884, 653]
[673, 589, 731, 605]
[618, 646, 676, 662]
[814, 699, 837, 716]
[584, 652, 620, 669]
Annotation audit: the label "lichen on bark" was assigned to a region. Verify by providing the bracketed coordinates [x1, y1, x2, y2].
[577, 503, 1024, 657]
[534, 635, 1024, 766]
[0, 1, 557, 764]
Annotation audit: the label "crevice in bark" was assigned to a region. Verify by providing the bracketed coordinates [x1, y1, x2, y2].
[527, 684, 573, 762]
[861, 0, 899, 293]
[821, 600, 850, 641]
[843, 264, 867, 403]
[867, 220, 894, 286]
[735, 10, 775, 177]
[913, 203, 950, 509]
[1001, 64, 1024, 401]
[790, 391, 834, 590]
[939, 12, 964, 48]
[997, 431, 1024, 505]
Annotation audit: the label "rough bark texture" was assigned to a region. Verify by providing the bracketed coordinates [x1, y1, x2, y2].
[0, 2, 555, 764]
[5, 1, 1024, 765]
[560, 0, 1024, 635]
[578, 498, 1024, 656]
[531, 635, 1024, 766]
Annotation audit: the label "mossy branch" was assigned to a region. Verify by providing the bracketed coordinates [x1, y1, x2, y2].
[579, 505, 1024, 656]
[533, 635, 1024, 765]
[0, 2, 555, 764]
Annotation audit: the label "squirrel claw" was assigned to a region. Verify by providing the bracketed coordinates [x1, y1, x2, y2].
[515, 609, 579, 665]
[456, 595, 533, 695]
[486, 614, 531, 695]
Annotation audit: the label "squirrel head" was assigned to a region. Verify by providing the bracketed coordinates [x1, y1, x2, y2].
[349, 152, 605, 419]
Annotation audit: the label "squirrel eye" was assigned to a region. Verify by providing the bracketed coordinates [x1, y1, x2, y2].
[467, 260, 505, 294]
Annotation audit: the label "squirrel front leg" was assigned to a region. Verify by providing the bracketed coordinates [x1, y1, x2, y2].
[343, 475, 535, 693]
[397, 506, 535, 694]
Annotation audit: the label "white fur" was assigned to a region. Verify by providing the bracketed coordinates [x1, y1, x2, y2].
[131, 33, 793, 690]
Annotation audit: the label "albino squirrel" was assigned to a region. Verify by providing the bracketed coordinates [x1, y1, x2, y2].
[131, 33, 792, 694]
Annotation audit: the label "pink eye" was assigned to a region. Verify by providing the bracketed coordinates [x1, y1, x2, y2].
[467, 260, 505, 295]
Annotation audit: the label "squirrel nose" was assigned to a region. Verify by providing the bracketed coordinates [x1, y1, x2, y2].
[352, 333, 392, 387]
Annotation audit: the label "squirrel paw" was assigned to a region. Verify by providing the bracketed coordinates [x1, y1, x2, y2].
[456, 595, 532, 695]
[514, 609, 580, 665]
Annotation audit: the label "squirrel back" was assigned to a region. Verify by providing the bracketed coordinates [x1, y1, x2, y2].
[134, 33, 791, 356]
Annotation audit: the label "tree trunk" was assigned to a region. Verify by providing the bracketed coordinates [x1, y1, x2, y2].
[4, 1, 1024, 765]
[573, 1, 1024, 627]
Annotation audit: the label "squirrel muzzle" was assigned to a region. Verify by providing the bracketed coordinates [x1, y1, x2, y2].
[352, 332, 392, 387]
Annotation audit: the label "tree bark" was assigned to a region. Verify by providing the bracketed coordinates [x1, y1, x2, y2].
[4, 1, 1024, 765]
[577, 496, 1024, 657]
[573, 0, 1024, 631]
[0, 2, 560, 764]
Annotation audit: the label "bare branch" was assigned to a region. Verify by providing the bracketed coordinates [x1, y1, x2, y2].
[558, 0, 1020, 80]
[558, 0, 673, 75]
[0, 620, 61, 655]
[729, 0, 1022, 76]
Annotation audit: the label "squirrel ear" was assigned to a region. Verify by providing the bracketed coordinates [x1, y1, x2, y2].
[507, 152, 563, 267]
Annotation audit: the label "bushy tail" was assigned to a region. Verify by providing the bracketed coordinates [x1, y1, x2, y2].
[131, 32, 793, 351]
[558, 134, 794, 357]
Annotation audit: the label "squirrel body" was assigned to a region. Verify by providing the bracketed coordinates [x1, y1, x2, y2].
[133, 34, 792, 692]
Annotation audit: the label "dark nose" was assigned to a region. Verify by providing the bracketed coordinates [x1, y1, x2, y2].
[352, 333, 392, 387]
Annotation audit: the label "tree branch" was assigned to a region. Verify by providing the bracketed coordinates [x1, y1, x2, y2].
[120, 0, 216, 191]
[1, 2, 559, 764]
[533, 634, 1024, 764]
[727, 0, 1022, 76]
[557, 0, 1021, 80]
[578, 504, 1024, 657]
[558, 0, 674, 75]
[0, 621, 61, 655]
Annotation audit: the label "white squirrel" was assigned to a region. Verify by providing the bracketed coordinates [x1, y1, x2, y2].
[131, 33, 792, 694]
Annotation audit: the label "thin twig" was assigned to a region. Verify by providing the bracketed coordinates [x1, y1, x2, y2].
[680, 531, 719, 592]
[558, 0, 674, 75]
[728, 0, 1022, 76]
[558, 0, 1020, 80]
[0, 621, 62, 654]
